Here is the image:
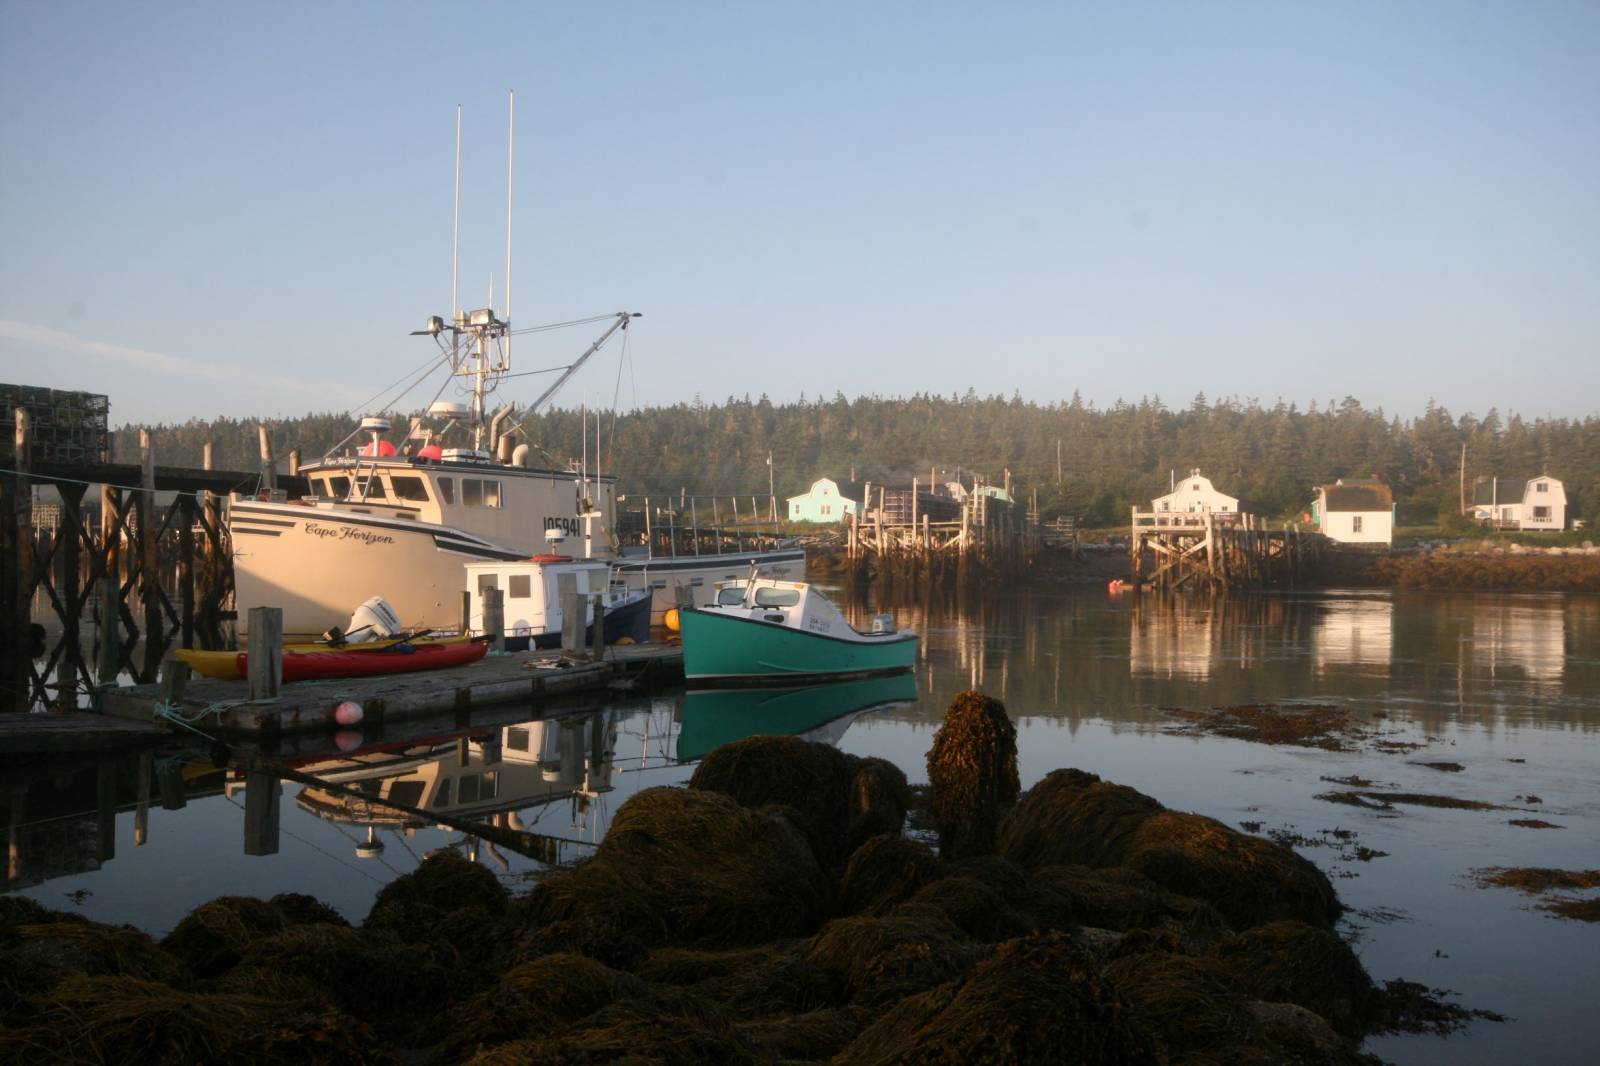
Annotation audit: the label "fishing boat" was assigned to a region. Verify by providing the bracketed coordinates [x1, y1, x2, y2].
[231, 99, 803, 639]
[463, 557, 651, 651]
[679, 579, 918, 683]
[176, 633, 472, 680]
[238, 639, 488, 683]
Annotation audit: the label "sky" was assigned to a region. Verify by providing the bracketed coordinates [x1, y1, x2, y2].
[1, 1, 1597, 426]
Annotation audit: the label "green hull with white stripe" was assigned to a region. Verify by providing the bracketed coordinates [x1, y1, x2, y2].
[680, 608, 918, 682]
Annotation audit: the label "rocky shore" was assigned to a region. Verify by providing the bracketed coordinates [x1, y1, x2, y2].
[0, 693, 1494, 1064]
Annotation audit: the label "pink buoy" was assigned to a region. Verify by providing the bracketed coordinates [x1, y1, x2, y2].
[334, 701, 364, 726]
[334, 730, 364, 752]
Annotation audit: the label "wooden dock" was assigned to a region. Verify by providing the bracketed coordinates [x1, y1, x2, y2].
[99, 642, 683, 736]
[847, 472, 1035, 575]
[1130, 510, 1323, 592]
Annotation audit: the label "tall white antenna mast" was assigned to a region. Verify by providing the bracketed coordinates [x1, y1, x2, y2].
[505, 89, 515, 365]
[451, 105, 462, 323]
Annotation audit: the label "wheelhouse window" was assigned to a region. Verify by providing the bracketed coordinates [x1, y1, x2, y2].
[438, 477, 455, 505]
[356, 477, 386, 499]
[328, 476, 351, 498]
[391, 476, 430, 502]
[462, 478, 502, 508]
[509, 575, 532, 599]
[717, 587, 746, 606]
[754, 587, 801, 607]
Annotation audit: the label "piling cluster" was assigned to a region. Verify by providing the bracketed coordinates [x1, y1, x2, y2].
[0, 691, 1488, 1064]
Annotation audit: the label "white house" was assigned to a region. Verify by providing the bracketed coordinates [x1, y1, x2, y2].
[1152, 469, 1239, 515]
[1311, 479, 1393, 546]
[1470, 475, 1566, 531]
[786, 477, 862, 524]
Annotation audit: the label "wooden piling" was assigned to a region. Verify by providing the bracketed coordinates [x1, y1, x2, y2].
[246, 606, 282, 701]
[7, 409, 33, 711]
[242, 770, 281, 856]
[484, 587, 505, 652]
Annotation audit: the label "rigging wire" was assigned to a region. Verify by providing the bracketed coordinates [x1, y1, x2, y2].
[349, 344, 456, 417]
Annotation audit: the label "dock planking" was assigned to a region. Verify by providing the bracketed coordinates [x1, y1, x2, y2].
[100, 642, 683, 736]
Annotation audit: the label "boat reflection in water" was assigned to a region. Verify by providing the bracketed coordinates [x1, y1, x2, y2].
[284, 674, 916, 864]
[675, 673, 919, 761]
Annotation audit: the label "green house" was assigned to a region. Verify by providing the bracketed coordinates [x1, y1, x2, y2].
[786, 477, 863, 524]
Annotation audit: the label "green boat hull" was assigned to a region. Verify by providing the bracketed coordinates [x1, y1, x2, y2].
[680, 608, 918, 682]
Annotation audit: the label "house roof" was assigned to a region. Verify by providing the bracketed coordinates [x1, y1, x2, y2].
[1321, 481, 1392, 512]
[787, 477, 864, 504]
[1471, 478, 1526, 507]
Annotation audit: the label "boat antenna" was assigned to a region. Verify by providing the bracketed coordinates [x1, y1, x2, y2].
[452, 104, 462, 323]
[505, 88, 515, 365]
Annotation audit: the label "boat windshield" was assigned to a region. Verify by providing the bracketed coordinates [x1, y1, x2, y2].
[754, 587, 801, 607]
[716, 587, 746, 606]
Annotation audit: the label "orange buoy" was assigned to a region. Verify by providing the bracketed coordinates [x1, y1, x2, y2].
[664, 607, 681, 633]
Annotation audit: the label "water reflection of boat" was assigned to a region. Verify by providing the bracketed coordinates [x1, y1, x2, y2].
[675, 673, 918, 761]
[290, 711, 617, 856]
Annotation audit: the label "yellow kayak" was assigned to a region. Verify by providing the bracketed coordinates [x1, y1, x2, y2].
[175, 634, 472, 680]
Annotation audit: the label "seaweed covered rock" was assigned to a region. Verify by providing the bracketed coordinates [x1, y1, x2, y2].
[1102, 950, 1258, 1062]
[998, 769, 1162, 869]
[838, 834, 940, 916]
[532, 787, 832, 947]
[925, 690, 1020, 860]
[836, 930, 1156, 1065]
[1211, 921, 1380, 1038]
[738, 1005, 873, 1061]
[0, 973, 385, 1065]
[0, 894, 63, 930]
[689, 734, 861, 865]
[999, 769, 1340, 930]
[160, 896, 287, 979]
[1123, 811, 1341, 931]
[269, 893, 349, 928]
[902, 857, 1076, 943]
[363, 848, 508, 947]
[805, 910, 983, 1007]
[3, 918, 188, 988]
[444, 952, 649, 1052]
[217, 924, 450, 1037]
[1033, 865, 1229, 946]
[847, 756, 912, 854]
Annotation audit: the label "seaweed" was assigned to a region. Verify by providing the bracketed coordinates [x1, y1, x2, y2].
[1210, 921, 1379, 1038]
[925, 690, 1020, 860]
[837, 834, 940, 917]
[1164, 704, 1354, 751]
[804, 910, 982, 1007]
[160, 896, 287, 979]
[531, 787, 833, 947]
[689, 734, 861, 866]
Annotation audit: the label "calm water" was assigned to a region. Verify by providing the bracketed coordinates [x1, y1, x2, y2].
[4, 587, 1597, 1065]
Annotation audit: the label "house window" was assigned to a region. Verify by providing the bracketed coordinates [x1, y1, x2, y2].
[1160, 502, 1169, 512]
[1192, 483, 1200, 491]
[1533, 506, 1550, 520]
[821, 504, 831, 516]
[1352, 516, 1364, 533]
[1536, 482, 1548, 493]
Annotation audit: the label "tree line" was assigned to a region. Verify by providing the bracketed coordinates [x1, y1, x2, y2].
[114, 392, 1600, 529]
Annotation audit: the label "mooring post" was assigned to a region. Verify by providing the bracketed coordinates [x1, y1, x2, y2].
[258, 425, 277, 493]
[246, 606, 282, 701]
[6, 408, 33, 712]
[158, 654, 190, 705]
[57, 482, 86, 706]
[243, 769, 281, 856]
[484, 587, 504, 653]
[287, 448, 300, 478]
[459, 590, 472, 636]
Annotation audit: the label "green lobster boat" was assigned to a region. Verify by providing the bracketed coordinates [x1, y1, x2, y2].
[679, 579, 918, 683]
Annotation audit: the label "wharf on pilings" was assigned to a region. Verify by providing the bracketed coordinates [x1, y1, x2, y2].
[1129, 509, 1323, 592]
[1, 408, 306, 713]
[847, 472, 1036, 575]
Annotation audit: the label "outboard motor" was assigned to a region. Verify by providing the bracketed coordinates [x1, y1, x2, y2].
[346, 596, 403, 643]
[871, 613, 896, 634]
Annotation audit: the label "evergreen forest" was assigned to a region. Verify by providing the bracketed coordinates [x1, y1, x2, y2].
[114, 393, 1600, 530]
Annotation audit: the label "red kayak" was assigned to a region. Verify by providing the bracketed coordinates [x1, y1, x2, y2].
[236, 639, 489, 682]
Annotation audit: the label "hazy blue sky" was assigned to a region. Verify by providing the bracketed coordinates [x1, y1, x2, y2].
[2, 1, 1596, 426]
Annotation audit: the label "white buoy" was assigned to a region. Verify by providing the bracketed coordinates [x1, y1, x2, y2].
[334, 701, 364, 726]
